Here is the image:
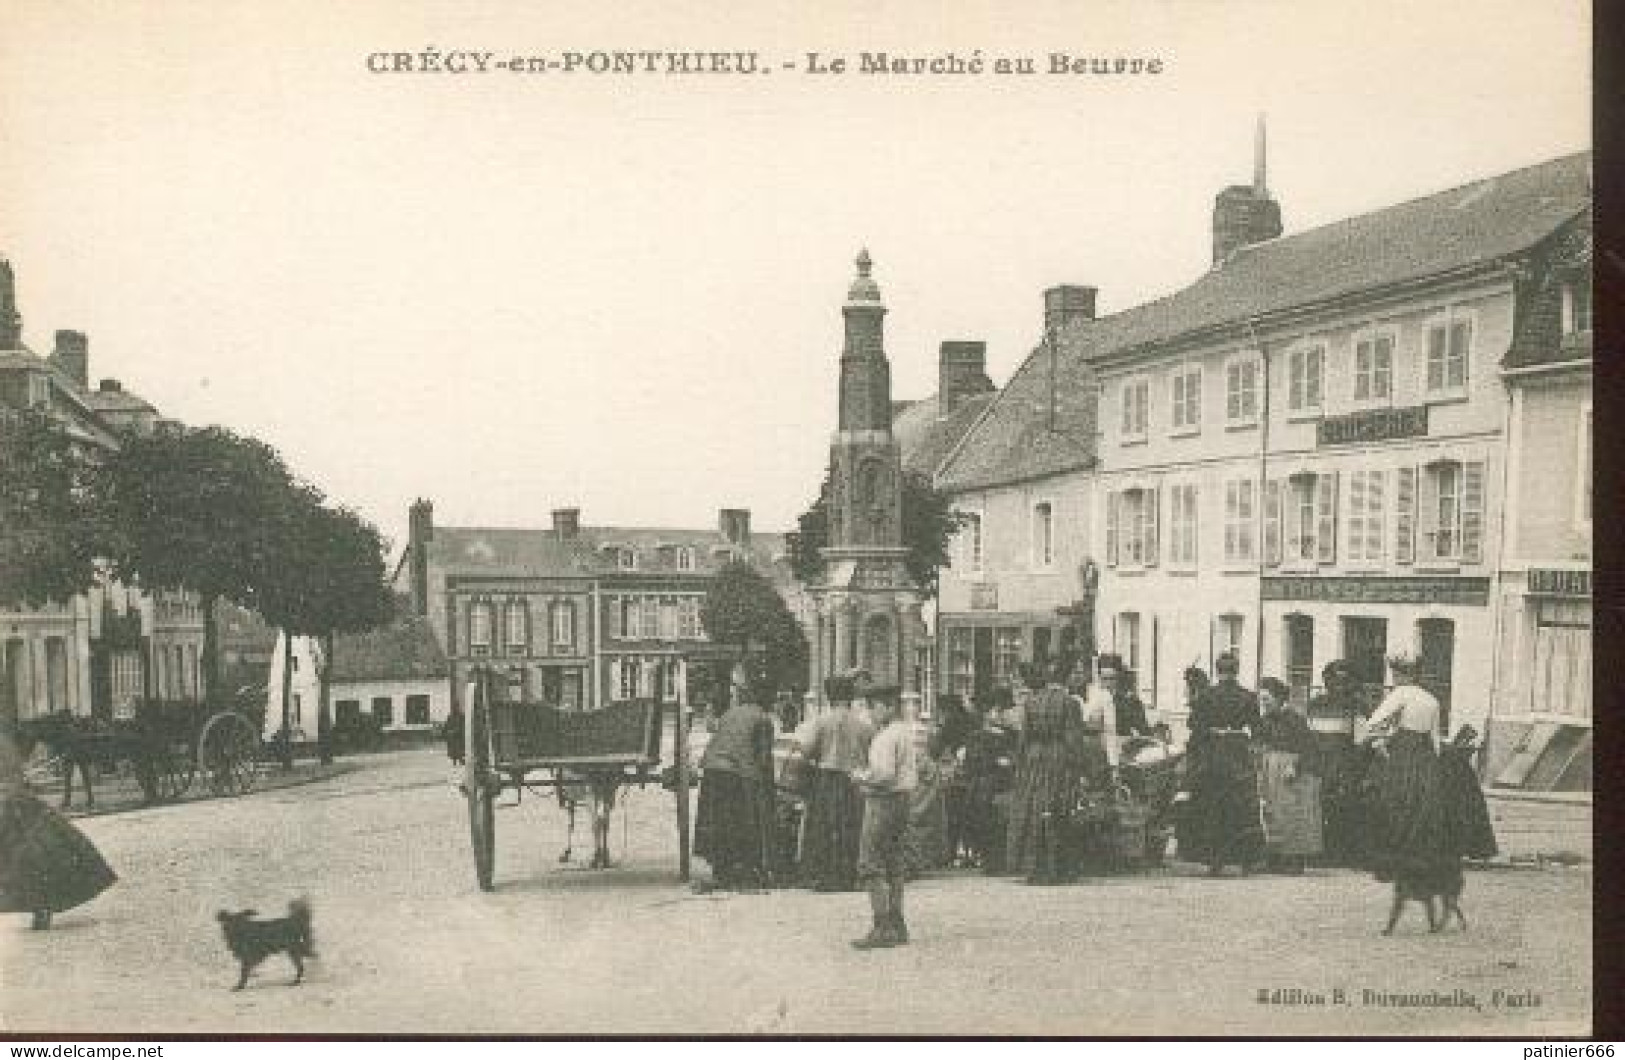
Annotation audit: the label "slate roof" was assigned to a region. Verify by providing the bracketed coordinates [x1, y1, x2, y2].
[330, 613, 449, 683]
[892, 391, 998, 479]
[427, 523, 793, 584]
[1504, 213, 1592, 371]
[938, 151, 1592, 493]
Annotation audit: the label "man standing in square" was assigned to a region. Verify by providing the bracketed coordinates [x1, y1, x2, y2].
[851, 684, 916, 949]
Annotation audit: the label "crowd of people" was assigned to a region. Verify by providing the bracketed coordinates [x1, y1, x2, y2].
[687, 646, 1499, 948]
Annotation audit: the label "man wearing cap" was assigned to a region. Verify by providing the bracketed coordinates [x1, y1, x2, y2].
[851, 683, 916, 949]
[1306, 660, 1369, 866]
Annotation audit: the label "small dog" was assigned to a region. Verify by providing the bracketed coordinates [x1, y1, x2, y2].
[217, 899, 315, 990]
[1382, 866, 1467, 935]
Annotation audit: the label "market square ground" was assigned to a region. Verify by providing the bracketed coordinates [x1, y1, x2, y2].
[0, 750, 1590, 1035]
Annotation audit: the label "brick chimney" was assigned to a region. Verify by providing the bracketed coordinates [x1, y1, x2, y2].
[408, 498, 434, 616]
[52, 330, 88, 389]
[0, 259, 20, 349]
[1043, 286, 1098, 335]
[1212, 116, 1283, 266]
[719, 508, 751, 548]
[552, 507, 581, 540]
[938, 341, 994, 416]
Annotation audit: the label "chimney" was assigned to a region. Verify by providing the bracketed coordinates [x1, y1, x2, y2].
[1043, 285, 1098, 336]
[98, 378, 123, 393]
[408, 498, 434, 616]
[719, 508, 751, 548]
[52, 330, 88, 389]
[0, 259, 20, 349]
[552, 507, 581, 540]
[1211, 116, 1283, 265]
[938, 341, 993, 417]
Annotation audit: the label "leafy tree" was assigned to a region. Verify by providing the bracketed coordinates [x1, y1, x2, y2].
[700, 560, 807, 707]
[786, 469, 964, 596]
[254, 492, 395, 768]
[0, 409, 105, 608]
[98, 425, 299, 701]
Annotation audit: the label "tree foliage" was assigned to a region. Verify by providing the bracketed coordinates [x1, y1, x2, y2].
[98, 425, 300, 698]
[786, 469, 964, 595]
[700, 560, 807, 706]
[0, 410, 105, 607]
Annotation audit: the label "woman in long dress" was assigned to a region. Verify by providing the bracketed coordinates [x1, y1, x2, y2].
[0, 734, 116, 929]
[1181, 652, 1265, 876]
[1005, 660, 1084, 882]
[1254, 677, 1323, 873]
[1359, 656, 1452, 886]
[693, 673, 777, 892]
[964, 690, 1017, 872]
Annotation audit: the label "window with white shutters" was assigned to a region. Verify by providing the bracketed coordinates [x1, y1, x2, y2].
[505, 600, 528, 653]
[1226, 358, 1259, 424]
[1287, 475, 1317, 562]
[1106, 492, 1120, 566]
[1224, 479, 1255, 563]
[551, 601, 575, 649]
[1460, 461, 1485, 564]
[1395, 467, 1417, 565]
[1289, 344, 1325, 413]
[607, 596, 623, 639]
[1170, 484, 1199, 567]
[1419, 460, 1478, 563]
[640, 598, 659, 640]
[1121, 378, 1149, 441]
[469, 601, 493, 656]
[677, 597, 701, 639]
[659, 599, 678, 640]
[1316, 472, 1338, 564]
[1354, 331, 1394, 402]
[1264, 480, 1282, 567]
[1346, 470, 1388, 563]
[1426, 315, 1472, 394]
[1171, 367, 1202, 432]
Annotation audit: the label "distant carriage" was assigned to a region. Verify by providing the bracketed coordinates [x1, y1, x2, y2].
[16, 698, 262, 809]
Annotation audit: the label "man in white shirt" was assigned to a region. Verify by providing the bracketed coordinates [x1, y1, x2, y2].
[851, 684, 917, 949]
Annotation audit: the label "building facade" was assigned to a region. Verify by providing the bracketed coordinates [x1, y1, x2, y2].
[397, 501, 798, 716]
[933, 149, 1591, 748]
[1, 258, 206, 727]
[1484, 220, 1592, 796]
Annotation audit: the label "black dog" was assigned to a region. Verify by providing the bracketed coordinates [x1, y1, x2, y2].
[217, 899, 315, 990]
[1382, 866, 1467, 935]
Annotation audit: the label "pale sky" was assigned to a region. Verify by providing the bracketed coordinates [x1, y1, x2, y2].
[0, 0, 1589, 555]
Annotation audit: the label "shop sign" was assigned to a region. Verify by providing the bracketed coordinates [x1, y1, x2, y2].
[1316, 404, 1428, 447]
[1526, 568, 1590, 598]
[1262, 575, 1489, 606]
[970, 583, 999, 610]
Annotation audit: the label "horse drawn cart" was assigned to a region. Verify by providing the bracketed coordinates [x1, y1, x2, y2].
[459, 666, 695, 891]
[19, 698, 263, 809]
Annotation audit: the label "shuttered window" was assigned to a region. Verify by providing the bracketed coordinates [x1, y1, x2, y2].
[1395, 467, 1417, 565]
[1264, 480, 1282, 567]
[1106, 491, 1120, 566]
[1426, 316, 1472, 393]
[1416, 460, 1484, 563]
[1224, 479, 1255, 563]
[1346, 469, 1387, 562]
[1316, 472, 1338, 564]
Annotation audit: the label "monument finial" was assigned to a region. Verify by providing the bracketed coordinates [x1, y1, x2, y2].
[856, 247, 872, 277]
[846, 247, 882, 304]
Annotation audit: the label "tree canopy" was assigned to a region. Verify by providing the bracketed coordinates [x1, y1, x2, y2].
[785, 469, 964, 595]
[0, 410, 105, 607]
[699, 560, 807, 706]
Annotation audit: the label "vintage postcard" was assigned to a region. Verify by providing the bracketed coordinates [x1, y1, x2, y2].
[0, 0, 1592, 1038]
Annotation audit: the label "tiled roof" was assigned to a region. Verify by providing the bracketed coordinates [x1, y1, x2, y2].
[1505, 212, 1592, 371]
[84, 388, 157, 414]
[428, 523, 793, 584]
[939, 151, 1592, 492]
[893, 391, 998, 479]
[330, 613, 449, 683]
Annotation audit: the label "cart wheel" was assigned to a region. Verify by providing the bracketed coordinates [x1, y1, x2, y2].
[466, 675, 497, 891]
[200, 712, 261, 797]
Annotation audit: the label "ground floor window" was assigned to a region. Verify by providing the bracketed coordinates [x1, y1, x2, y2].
[993, 628, 1023, 686]
[1340, 616, 1389, 702]
[1283, 614, 1314, 704]
[1116, 613, 1141, 673]
[336, 699, 361, 724]
[947, 628, 974, 700]
[372, 695, 393, 727]
[405, 694, 430, 725]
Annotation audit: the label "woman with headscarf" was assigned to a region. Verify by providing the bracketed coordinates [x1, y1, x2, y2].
[1005, 658, 1086, 883]
[1254, 676, 1323, 874]
[1359, 655, 1452, 886]
[0, 733, 117, 929]
[798, 674, 875, 891]
[693, 669, 777, 892]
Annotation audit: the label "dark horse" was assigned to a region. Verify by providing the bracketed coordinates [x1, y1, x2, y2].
[14, 710, 176, 809]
